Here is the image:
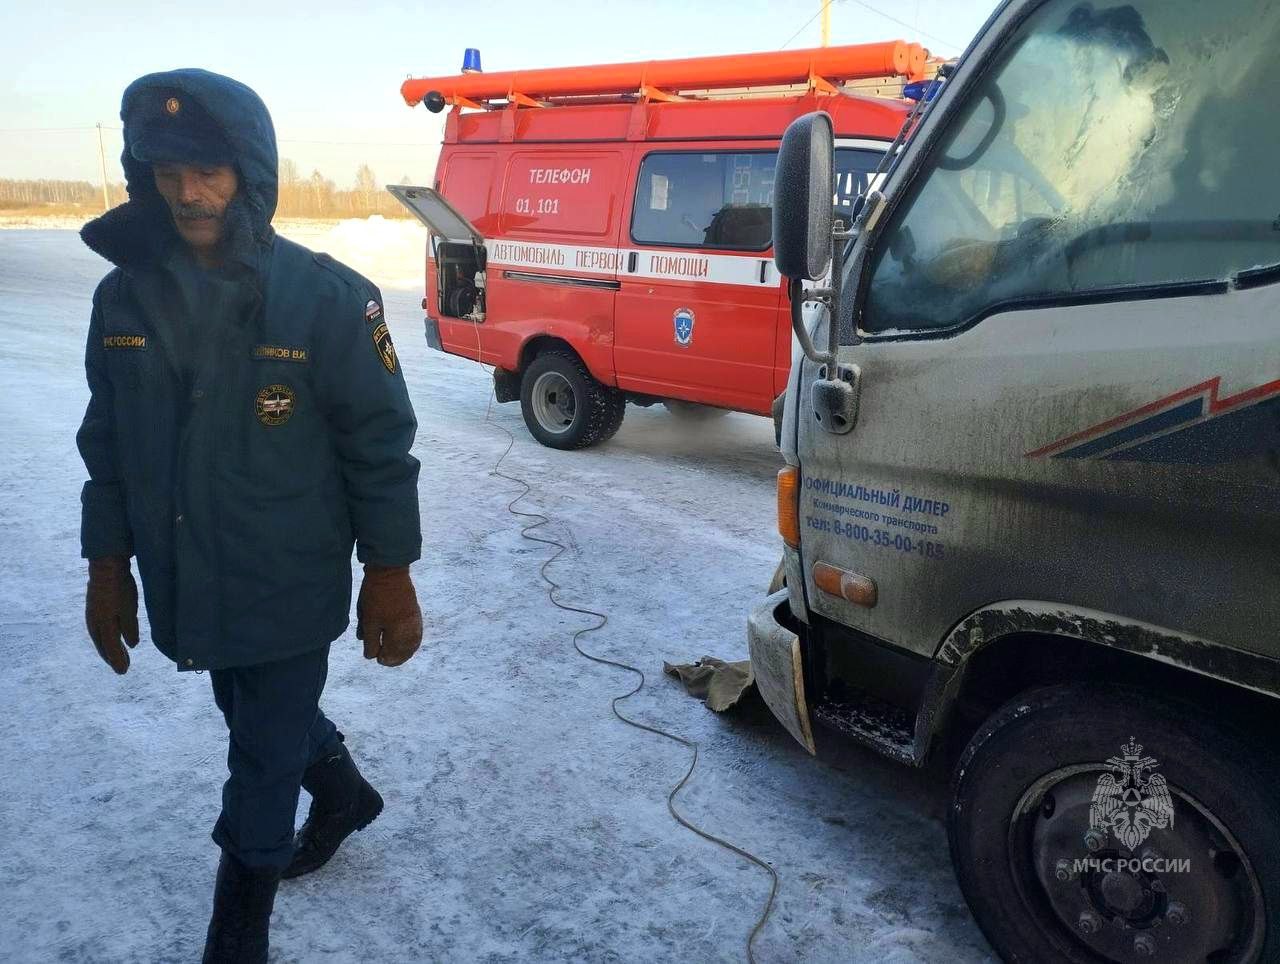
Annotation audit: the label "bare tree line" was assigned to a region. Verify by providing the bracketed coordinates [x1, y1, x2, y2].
[0, 179, 126, 207]
[0, 159, 415, 220]
[277, 160, 412, 218]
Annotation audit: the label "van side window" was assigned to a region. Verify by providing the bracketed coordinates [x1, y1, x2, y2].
[631, 152, 776, 251]
[861, 0, 1280, 335]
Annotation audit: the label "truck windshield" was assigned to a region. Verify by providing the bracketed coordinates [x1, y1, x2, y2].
[861, 0, 1280, 334]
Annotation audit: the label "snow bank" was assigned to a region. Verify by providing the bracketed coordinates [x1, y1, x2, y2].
[275, 216, 427, 291]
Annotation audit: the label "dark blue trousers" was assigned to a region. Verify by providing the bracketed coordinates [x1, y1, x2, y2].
[209, 644, 341, 869]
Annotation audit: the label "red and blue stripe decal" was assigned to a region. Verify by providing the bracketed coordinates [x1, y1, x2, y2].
[1026, 376, 1280, 464]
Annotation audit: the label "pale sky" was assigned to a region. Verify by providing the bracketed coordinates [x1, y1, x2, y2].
[1, 0, 997, 188]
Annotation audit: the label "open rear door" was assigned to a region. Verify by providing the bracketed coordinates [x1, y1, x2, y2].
[386, 184, 485, 245]
[388, 185, 488, 334]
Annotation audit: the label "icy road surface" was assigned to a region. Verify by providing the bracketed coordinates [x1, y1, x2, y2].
[0, 223, 993, 963]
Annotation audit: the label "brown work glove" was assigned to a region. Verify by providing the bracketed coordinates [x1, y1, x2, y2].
[85, 556, 140, 674]
[356, 565, 423, 667]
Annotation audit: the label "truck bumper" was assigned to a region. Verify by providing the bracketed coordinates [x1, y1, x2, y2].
[424, 315, 443, 351]
[747, 589, 816, 755]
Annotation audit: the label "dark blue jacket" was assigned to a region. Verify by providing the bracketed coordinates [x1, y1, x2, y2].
[78, 69, 421, 670]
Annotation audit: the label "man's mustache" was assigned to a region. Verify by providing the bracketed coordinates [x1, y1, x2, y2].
[174, 202, 221, 220]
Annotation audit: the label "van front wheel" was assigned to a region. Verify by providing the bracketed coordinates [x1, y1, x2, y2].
[949, 683, 1276, 964]
[520, 350, 625, 450]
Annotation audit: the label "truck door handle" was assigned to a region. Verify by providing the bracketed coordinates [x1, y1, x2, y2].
[627, 251, 637, 273]
[760, 260, 768, 284]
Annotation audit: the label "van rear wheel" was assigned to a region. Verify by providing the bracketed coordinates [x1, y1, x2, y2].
[520, 350, 625, 450]
[949, 683, 1276, 964]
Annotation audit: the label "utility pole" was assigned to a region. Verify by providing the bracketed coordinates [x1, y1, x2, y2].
[821, 0, 831, 46]
[96, 123, 110, 212]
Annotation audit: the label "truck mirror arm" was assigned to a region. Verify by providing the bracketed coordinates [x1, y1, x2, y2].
[788, 278, 836, 368]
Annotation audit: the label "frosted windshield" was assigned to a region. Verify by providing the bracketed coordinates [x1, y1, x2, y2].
[863, 0, 1280, 333]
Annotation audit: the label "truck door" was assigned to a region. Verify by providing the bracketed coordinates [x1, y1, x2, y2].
[796, 0, 1280, 659]
[616, 147, 784, 414]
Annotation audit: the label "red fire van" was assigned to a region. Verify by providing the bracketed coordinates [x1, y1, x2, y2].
[394, 44, 923, 448]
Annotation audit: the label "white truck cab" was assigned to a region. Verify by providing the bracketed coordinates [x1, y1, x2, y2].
[750, 0, 1280, 960]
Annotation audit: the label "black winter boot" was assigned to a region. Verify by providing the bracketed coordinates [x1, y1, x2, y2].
[282, 737, 383, 879]
[202, 851, 281, 964]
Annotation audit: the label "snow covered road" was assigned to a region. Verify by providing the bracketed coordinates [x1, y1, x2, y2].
[0, 223, 994, 963]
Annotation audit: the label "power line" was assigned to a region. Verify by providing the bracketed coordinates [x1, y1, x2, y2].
[0, 125, 434, 148]
[780, 0, 965, 54]
[275, 138, 434, 147]
[846, 0, 964, 52]
[0, 127, 108, 134]
[781, 2, 830, 49]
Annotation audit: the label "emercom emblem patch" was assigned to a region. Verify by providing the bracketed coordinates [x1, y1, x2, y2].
[255, 384, 295, 427]
[372, 322, 398, 374]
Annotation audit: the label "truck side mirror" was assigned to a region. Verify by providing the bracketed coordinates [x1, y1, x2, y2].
[773, 112, 835, 281]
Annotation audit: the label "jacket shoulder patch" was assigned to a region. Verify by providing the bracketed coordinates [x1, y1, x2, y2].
[372, 322, 397, 374]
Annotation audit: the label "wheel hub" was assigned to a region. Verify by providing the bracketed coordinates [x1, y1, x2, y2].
[531, 371, 576, 434]
[1099, 870, 1147, 917]
[1010, 765, 1264, 963]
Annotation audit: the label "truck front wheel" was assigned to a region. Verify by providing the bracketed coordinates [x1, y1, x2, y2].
[949, 683, 1276, 964]
[520, 350, 626, 450]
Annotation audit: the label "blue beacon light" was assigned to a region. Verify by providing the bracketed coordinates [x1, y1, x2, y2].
[462, 48, 483, 73]
[903, 79, 941, 102]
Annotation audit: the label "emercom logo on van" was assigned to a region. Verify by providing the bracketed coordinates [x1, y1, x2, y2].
[673, 307, 695, 347]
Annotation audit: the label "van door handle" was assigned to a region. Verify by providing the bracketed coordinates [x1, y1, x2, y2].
[759, 260, 768, 284]
[627, 251, 637, 273]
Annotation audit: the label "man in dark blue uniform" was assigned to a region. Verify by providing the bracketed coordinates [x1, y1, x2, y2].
[77, 69, 423, 962]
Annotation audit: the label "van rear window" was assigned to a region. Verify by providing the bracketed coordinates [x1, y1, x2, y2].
[631, 152, 777, 251]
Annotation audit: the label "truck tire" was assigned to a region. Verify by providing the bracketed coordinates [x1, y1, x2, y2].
[520, 350, 626, 450]
[663, 400, 728, 420]
[949, 683, 1276, 964]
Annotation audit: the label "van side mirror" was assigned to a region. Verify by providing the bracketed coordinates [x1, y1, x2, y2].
[773, 112, 834, 281]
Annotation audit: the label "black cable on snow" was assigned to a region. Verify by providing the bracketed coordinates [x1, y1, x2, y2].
[465, 318, 778, 961]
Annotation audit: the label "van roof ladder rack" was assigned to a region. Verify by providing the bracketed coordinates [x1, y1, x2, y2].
[400, 42, 930, 112]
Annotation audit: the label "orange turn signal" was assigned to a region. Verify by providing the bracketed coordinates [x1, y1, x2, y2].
[813, 562, 878, 608]
[777, 466, 800, 549]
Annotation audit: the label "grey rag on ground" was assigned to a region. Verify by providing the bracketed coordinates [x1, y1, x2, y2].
[664, 656, 756, 712]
